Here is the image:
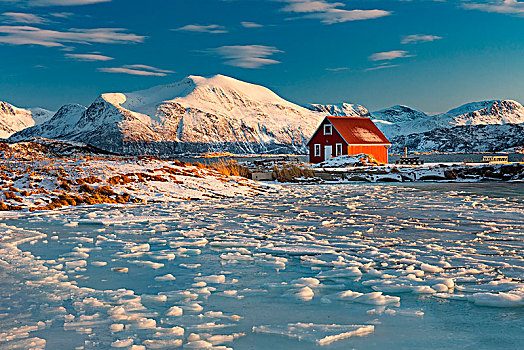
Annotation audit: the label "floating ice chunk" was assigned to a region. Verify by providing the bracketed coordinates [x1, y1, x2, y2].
[187, 333, 200, 342]
[292, 277, 320, 288]
[181, 303, 204, 313]
[253, 323, 374, 346]
[183, 340, 213, 348]
[420, 263, 444, 273]
[110, 324, 124, 333]
[294, 286, 315, 301]
[371, 284, 414, 293]
[180, 264, 201, 269]
[130, 260, 164, 269]
[338, 290, 400, 305]
[429, 278, 454, 289]
[124, 243, 150, 253]
[166, 306, 183, 317]
[412, 286, 436, 294]
[222, 290, 238, 297]
[170, 238, 209, 248]
[65, 260, 87, 270]
[141, 294, 167, 303]
[434, 293, 469, 301]
[111, 267, 128, 273]
[469, 292, 524, 308]
[111, 338, 134, 348]
[195, 275, 226, 284]
[91, 261, 107, 267]
[126, 317, 157, 330]
[143, 339, 183, 349]
[155, 274, 176, 281]
[432, 284, 449, 293]
[64, 222, 78, 227]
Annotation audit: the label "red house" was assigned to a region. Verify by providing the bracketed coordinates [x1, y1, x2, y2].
[307, 116, 391, 164]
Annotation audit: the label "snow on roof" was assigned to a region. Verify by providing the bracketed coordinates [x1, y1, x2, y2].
[327, 116, 390, 145]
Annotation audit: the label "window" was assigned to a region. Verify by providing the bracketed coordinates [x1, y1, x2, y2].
[336, 143, 343, 156]
[314, 144, 321, 157]
[324, 124, 332, 135]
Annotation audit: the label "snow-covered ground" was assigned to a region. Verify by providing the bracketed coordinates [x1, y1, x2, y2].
[0, 183, 523, 349]
[0, 141, 268, 211]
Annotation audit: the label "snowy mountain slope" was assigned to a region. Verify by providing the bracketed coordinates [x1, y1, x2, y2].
[372, 100, 524, 140]
[13, 75, 325, 155]
[10, 104, 86, 141]
[0, 101, 54, 138]
[306, 103, 369, 117]
[390, 124, 524, 153]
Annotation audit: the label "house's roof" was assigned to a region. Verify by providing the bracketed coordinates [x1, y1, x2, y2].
[327, 116, 390, 145]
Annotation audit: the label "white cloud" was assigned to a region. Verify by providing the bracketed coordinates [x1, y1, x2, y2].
[306, 8, 391, 24]
[365, 64, 399, 72]
[0, 26, 145, 47]
[241, 21, 263, 28]
[326, 67, 349, 71]
[65, 53, 113, 61]
[401, 34, 442, 44]
[369, 50, 413, 61]
[175, 24, 227, 34]
[462, 0, 524, 15]
[278, 0, 391, 23]
[280, 0, 343, 13]
[1, 12, 47, 23]
[205, 45, 282, 68]
[98, 64, 173, 76]
[1, 0, 110, 6]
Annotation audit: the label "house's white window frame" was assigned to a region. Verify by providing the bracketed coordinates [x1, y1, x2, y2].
[324, 124, 332, 135]
[335, 143, 343, 156]
[314, 144, 321, 157]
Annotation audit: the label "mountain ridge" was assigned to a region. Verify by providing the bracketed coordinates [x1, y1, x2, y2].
[6, 75, 524, 154]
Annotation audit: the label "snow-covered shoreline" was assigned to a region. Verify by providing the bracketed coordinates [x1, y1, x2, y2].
[0, 141, 270, 212]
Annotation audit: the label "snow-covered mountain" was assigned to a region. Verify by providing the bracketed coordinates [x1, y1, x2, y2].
[12, 75, 324, 155]
[0, 101, 54, 138]
[8, 75, 524, 155]
[390, 124, 524, 153]
[372, 100, 524, 139]
[11, 104, 86, 141]
[306, 103, 369, 117]
[380, 100, 524, 152]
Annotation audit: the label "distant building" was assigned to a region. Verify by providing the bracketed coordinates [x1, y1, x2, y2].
[307, 116, 391, 164]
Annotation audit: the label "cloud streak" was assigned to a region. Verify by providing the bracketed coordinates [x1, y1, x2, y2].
[0, 26, 145, 47]
[241, 21, 263, 28]
[1, 12, 47, 23]
[3, 0, 110, 6]
[204, 45, 283, 68]
[462, 0, 524, 15]
[174, 24, 227, 34]
[369, 50, 413, 61]
[98, 64, 173, 76]
[65, 53, 113, 61]
[278, 0, 391, 24]
[401, 34, 442, 44]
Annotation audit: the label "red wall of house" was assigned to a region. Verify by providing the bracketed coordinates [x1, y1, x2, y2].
[308, 120, 347, 163]
[347, 145, 389, 164]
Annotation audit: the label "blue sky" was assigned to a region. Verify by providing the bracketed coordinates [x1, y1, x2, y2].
[0, 0, 523, 114]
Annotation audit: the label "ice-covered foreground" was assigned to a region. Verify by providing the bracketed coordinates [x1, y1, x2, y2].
[1, 183, 523, 349]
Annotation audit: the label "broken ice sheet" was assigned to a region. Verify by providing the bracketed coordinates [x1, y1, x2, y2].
[253, 323, 374, 346]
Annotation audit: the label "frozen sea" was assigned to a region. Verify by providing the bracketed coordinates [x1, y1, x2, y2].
[1, 183, 523, 349]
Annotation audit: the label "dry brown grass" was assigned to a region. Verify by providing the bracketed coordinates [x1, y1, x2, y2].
[4, 191, 23, 202]
[272, 164, 314, 182]
[210, 159, 251, 178]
